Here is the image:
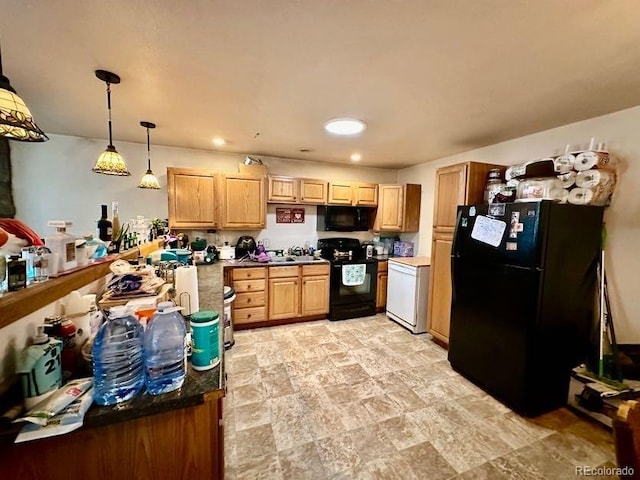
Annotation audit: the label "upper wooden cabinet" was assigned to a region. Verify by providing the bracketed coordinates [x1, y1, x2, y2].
[218, 173, 266, 229]
[267, 176, 328, 204]
[353, 183, 378, 206]
[328, 181, 378, 206]
[167, 167, 217, 229]
[433, 162, 504, 233]
[268, 176, 298, 203]
[328, 181, 354, 205]
[374, 184, 421, 232]
[299, 178, 327, 204]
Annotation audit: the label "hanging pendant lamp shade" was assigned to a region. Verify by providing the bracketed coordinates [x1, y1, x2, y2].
[92, 69, 130, 176]
[0, 44, 48, 141]
[138, 121, 160, 189]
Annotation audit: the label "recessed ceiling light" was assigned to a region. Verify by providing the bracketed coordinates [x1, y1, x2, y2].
[213, 137, 226, 146]
[324, 118, 366, 135]
[350, 153, 362, 162]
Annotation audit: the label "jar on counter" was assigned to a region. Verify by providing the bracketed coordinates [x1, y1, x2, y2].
[484, 168, 504, 203]
[8, 255, 27, 291]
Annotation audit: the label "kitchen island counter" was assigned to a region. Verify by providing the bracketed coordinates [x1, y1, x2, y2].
[0, 262, 226, 480]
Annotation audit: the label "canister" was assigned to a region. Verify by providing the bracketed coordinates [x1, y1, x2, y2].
[189, 310, 220, 371]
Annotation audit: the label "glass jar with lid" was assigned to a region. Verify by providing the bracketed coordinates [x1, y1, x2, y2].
[484, 168, 505, 203]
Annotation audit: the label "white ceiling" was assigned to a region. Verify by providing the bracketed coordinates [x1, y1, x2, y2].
[2, 0, 640, 169]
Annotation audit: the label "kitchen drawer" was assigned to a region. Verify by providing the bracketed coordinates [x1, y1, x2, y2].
[232, 267, 266, 281]
[234, 291, 265, 308]
[269, 266, 300, 278]
[377, 260, 388, 273]
[233, 279, 266, 293]
[302, 264, 330, 276]
[233, 306, 267, 324]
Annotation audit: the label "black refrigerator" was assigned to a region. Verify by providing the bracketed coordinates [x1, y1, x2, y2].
[448, 200, 604, 417]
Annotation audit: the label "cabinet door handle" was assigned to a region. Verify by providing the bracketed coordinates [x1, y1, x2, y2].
[247, 298, 252, 303]
[248, 314, 252, 319]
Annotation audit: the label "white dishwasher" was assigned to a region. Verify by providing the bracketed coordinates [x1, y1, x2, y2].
[386, 257, 430, 333]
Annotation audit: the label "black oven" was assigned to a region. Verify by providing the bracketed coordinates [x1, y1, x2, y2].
[318, 237, 379, 321]
[329, 259, 378, 320]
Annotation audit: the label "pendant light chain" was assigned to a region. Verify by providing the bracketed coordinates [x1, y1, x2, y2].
[147, 125, 152, 171]
[106, 82, 114, 148]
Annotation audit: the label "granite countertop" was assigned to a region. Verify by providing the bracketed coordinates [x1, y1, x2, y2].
[1, 262, 226, 442]
[85, 262, 226, 428]
[223, 257, 330, 267]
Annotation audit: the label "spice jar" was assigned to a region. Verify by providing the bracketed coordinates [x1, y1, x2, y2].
[8, 255, 27, 291]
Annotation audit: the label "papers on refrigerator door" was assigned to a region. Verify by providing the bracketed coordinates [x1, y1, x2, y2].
[342, 264, 366, 286]
[471, 215, 506, 248]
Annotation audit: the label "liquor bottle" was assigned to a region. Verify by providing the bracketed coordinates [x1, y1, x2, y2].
[111, 202, 120, 241]
[97, 205, 112, 242]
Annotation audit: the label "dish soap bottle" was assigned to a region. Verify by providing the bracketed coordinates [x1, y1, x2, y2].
[45, 221, 77, 274]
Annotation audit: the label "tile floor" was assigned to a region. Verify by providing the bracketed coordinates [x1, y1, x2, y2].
[223, 314, 618, 479]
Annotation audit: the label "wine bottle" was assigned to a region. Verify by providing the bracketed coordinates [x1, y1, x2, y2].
[111, 202, 120, 241]
[97, 205, 112, 242]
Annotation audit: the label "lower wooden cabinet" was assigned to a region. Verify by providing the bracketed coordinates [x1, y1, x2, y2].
[230, 263, 330, 326]
[232, 267, 267, 325]
[269, 275, 300, 320]
[428, 231, 454, 345]
[301, 267, 330, 316]
[376, 261, 388, 310]
[1, 394, 224, 479]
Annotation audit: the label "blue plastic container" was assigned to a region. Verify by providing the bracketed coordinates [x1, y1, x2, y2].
[144, 302, 187, 395]
[92, 306, 145, 405]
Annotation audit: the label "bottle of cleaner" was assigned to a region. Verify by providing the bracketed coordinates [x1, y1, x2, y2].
[15, 326, 63, 409]
[45, 221, 78, 274]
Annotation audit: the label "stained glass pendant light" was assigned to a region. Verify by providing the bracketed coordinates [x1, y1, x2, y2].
[0, 44, 48, 141]
[138, 121, 160, 189]
[92, 70, 130, 175]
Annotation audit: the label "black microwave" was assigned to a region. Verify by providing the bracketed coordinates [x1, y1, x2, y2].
[317, 206, 373, 231]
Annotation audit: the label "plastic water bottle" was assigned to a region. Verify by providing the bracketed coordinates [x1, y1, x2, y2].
[92, 306, 144, 405]
[144, 302, 187, 395]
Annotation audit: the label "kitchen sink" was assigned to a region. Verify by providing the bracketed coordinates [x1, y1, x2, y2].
[268, 255, 324, 264]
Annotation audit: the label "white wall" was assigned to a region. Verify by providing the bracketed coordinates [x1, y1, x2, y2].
[9, 134, 398, 242]
[398, 105, 640, 343]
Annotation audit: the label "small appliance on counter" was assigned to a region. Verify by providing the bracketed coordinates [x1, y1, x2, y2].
[235, 236, 257, 259]
[194, 245, 218, 265]
[218, 243, 235, 260]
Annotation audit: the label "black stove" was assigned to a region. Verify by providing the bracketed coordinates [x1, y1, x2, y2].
[317, 238, 378, 321]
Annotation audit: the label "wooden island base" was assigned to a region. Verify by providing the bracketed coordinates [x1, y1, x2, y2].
[1, 392, 224, 480]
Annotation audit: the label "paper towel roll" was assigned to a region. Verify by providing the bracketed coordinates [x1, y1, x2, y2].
[553, 154, 575, 173]
[64, 290, 91, 348]
[559, 189, 570, 204]
[574, 150, 610, 171]
[575, 168, 615, 188]
[567, 185, 613, 206]
[567, 188, 595, 205]
[175, 265, 200, 315]
[557, 171, 576, 189]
